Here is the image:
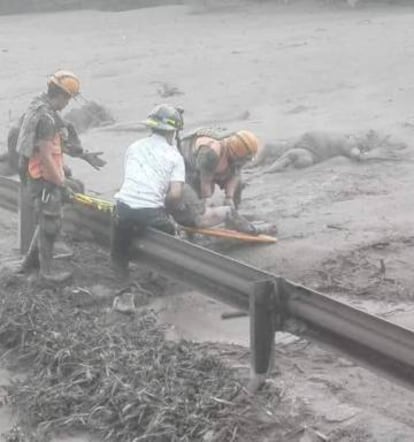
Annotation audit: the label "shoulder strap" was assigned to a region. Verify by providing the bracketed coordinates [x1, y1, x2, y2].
[181, 127, 234, 142]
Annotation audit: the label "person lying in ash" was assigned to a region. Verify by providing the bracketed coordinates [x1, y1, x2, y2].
[250, 130, 407, 176]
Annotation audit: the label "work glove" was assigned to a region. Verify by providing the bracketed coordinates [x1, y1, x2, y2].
[81, 151, 107, 170]
[61, 179, 76, 203]
[63, 164, 73, 178]
[61, 122, 83, 155]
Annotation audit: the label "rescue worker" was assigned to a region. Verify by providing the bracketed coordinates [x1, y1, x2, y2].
[170, 128, 263, 234]
[180, 128, 261, 209]
[110, 104, 185, 279]
[4, 103, 105, 186]
[17, 70, 91, 283]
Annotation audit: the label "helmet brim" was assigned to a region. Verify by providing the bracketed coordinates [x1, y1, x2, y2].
[141, 118, 177, 132]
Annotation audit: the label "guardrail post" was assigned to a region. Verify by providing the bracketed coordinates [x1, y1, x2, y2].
[18, 184, 36, 254]
[249, 279, 277, 392]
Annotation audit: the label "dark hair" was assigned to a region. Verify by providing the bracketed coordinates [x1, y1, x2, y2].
[151, 127, 172, 137]
[47, 83, 70, 99]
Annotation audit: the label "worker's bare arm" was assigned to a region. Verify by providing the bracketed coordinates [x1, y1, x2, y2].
[166, 181, 184, 208]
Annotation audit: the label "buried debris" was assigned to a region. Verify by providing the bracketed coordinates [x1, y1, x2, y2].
[221, 311, 249, 320]
[64, 101, 115, 133]
[112, 291, 136, 313]
[0, 273, 281, 441]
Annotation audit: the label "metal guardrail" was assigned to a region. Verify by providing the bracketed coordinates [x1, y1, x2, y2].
[1, 176, 413, 389]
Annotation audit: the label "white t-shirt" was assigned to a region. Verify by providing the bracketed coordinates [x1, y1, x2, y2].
[115, 133, 185, 209]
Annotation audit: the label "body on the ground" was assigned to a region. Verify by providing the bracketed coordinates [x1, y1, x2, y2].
[252, 130, 407, 176]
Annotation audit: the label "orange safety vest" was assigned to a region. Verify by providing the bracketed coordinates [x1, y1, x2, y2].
[195, 137, 229, 174]
[194, 136, 232, 184]
[28, 133, 64, 183]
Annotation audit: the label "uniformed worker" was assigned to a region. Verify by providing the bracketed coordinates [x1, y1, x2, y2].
[180, 128, 260, 209]
[5, 98, 105, 187]
[110, 104, 185, 279]
[18, 70, 86, 282]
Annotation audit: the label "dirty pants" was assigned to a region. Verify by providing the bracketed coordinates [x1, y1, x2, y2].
[23, 179, 63, 273]
[110, 201, 176, 272]
[170, 184, 206, 227]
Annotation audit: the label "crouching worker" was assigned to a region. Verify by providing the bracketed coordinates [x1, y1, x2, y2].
[175, 128, 274, 234]
[110, 104, 185, 279]
[18, 70, 82, 283]
[180, 128, 260, 209]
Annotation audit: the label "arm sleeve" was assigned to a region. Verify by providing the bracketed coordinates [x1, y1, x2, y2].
[171, 155, 186, 182]
[63, 122, 83, 156]
[35, 114, 57, 142]
[196, 146, 220, 178]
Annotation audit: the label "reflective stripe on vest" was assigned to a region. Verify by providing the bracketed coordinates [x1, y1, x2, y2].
[28, 133, 64, 182]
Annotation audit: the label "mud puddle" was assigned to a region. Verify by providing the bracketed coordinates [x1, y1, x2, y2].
[152, 289, 414, 346]
[152, 290, 299, 346]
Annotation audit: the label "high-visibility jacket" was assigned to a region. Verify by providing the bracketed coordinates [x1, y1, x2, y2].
[28, 133, 64, 183]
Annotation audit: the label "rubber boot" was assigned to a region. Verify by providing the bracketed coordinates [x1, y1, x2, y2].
[110, 219, 131, 282]
[250, 221, 278, 236]
[39, 232, 72, 283]
[110, 254, 130, 282]
[18, 226, 40, 274]
[225, 210, 258, 235]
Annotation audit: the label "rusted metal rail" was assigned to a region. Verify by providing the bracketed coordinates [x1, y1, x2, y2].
[1, 176, 413, 389]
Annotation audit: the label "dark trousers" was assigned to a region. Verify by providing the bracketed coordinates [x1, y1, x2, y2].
[110, 201, 175, 270]
[22, 178, 63, 274]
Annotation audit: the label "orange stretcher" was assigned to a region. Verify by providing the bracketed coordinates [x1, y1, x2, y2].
[181, 226, 277, 244]
[71, 193, 277, 244]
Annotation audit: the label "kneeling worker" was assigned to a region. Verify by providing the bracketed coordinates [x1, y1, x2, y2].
[180, 128, 260, 208]
[111, 104, 185, 279]
[172, 128, 267, 234]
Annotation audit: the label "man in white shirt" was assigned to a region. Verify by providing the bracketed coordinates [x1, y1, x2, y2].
[111, 104, 185, 279]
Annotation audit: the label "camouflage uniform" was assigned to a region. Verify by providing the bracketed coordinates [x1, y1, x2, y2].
[180, 128, 241, 193]
[174, 128, 243, 227]
[18, 94, 70, 280]
[8, 94, 85, 189]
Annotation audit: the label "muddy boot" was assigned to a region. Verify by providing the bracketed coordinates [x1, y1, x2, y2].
[250, 221, 278, 236]
[17, 226, 40, 274]
[19, 251, 40, 274]
[110, 254, 130, 282]
[225, 210, 258, 235]
[39, 233, 72, 283]
[54, 241, 74, 260]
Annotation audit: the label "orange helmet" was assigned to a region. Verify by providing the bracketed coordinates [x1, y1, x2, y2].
[47, 70, 80, 97]
[226, 130, 260, 160]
